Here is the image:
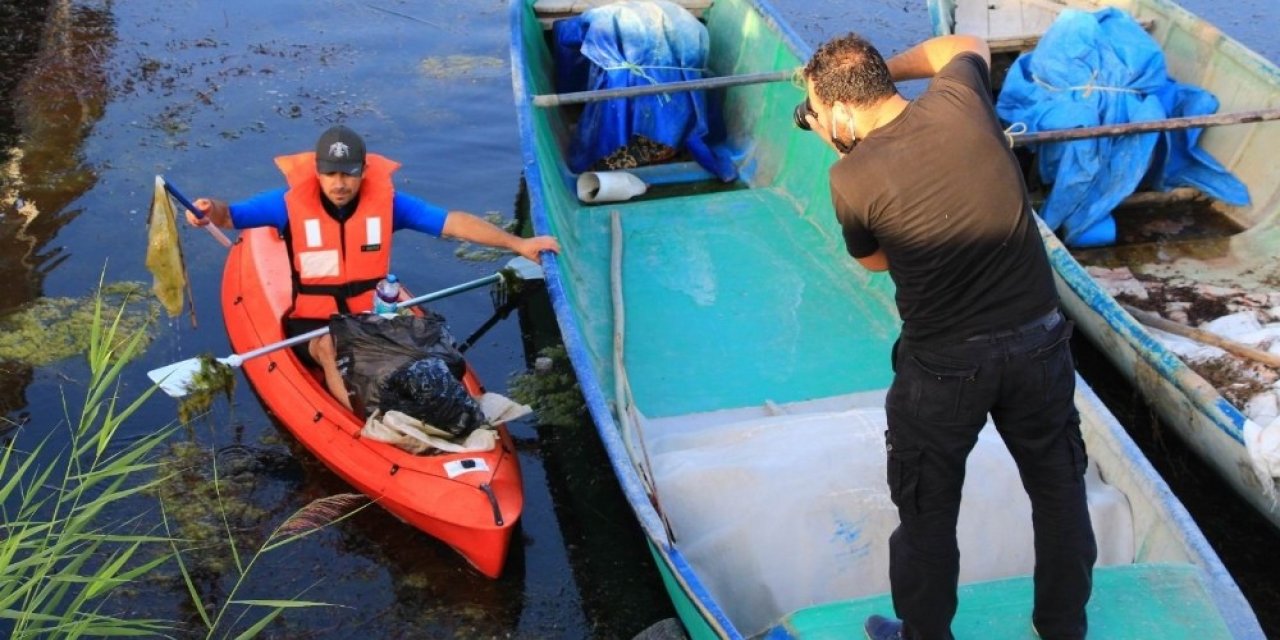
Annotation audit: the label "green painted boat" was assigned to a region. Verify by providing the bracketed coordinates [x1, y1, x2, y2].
[510, 0, 1263, 637]
[929, 0, 1280, 532]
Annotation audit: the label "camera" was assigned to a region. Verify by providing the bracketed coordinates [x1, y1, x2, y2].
[793, 98, 815, 130]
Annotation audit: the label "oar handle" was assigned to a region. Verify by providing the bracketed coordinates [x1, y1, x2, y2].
[161, 177, 233, 248]
[532, 69, 794, 107]
[223, 271, 506, 366]
[1009, 108, 1280, 146]
[393, 272, 502, 311]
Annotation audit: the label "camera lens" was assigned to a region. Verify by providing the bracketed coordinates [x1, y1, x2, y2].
[793, 102, 811, 130]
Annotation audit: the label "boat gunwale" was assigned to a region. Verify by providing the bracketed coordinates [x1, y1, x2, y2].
[516, 0, 1263, 635]
[926, 0, 1278, 493]
[507, 0, 822, 635]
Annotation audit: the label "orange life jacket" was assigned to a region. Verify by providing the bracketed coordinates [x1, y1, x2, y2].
[274, 151, 401, 320]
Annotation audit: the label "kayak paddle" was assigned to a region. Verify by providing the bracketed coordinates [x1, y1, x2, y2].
[147, 256, 545, 398]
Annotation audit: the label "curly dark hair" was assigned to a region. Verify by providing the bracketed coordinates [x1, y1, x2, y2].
[803, 33, 896, 107]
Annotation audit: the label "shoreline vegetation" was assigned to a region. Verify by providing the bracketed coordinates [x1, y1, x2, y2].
[0, 279, 367, 638]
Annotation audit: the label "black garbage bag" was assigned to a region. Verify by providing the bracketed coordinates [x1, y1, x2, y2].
[380, 356, 485, 437]
[330, 312, 473, 422]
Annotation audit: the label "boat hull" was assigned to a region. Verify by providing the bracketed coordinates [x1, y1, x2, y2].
[512, 0, 1263, 635]
[929, 0, 1280, 530]
[221, 227, 522, 578]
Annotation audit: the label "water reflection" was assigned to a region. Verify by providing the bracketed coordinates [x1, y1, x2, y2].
[0, 0, 115, 416]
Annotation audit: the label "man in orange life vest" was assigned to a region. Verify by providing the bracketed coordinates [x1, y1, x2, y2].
[187, 125, 560, 410]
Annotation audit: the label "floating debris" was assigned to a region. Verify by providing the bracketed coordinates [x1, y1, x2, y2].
[148, 439, 269, 576]
[0, 282, 157, 367]
[419, 55, 506, 81]
[455, 212, 518, 262]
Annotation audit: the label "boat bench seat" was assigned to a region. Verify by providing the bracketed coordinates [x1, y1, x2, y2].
[984, 18, 1157, 54]
[534, 0, 712, 29]
[959, 0, 1156, 55]
[645, 400, 1136, 636]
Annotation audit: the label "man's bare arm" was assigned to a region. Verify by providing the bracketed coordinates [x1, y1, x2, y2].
[885, 35, 991, 81]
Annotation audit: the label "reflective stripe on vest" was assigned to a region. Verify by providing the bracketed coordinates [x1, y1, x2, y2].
[274, 151, 402, 320]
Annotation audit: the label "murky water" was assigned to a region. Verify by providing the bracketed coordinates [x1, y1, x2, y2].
[0, 0, 1275, 637]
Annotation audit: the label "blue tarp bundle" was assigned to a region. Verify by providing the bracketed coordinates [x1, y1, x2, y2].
[996, 8, 1249, 247]
[553, 0, 735, 181]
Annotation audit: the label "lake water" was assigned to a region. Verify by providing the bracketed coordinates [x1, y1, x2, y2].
[0, 0, 1275, 637]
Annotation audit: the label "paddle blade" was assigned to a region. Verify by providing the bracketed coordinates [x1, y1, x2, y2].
[145, 176, 190, 318]
[147, 357, 204, 397]
[503, 256, 544, 282]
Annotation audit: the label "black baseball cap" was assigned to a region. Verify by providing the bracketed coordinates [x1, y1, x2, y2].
[315, 125, 366, 176]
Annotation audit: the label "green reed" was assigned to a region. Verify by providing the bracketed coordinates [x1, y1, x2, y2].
[1, 278, 370, 637]
[1, 278, 175, 637]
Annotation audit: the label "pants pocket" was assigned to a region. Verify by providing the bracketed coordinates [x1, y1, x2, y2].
[887, 446, 923, 516]
[906, 350, 982, 423]
[1030, 320, 1075, 404]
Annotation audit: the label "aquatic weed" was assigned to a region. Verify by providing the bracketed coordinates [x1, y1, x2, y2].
[454, 212, 519, 262]
[509, 344, 587, 427]
[177, 355, 236, 424]
[0, 281, 157, 367]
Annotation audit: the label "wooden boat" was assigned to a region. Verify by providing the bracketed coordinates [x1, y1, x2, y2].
[220, 226, 523, 578]
[511, 0, 1264, 636]
[928, 0, 1280, 531]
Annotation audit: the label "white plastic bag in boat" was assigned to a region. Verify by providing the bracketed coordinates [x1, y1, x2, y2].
[1200, 311, 1263, 341]
[360, 392, 532, 454]
[1243, 418, 1280, 503]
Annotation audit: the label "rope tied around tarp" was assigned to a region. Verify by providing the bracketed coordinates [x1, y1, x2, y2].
[1031, 70, 1143, 98]
[1003, 122, 1028, 148]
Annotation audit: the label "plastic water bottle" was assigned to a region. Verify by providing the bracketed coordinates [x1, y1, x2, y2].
[373, 273, 401, 317]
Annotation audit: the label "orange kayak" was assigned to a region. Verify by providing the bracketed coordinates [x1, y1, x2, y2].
[221, 226, 522, 578]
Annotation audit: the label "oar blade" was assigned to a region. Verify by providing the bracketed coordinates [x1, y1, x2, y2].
[503, 256, 544, 282]
[147, 357, 204, 398]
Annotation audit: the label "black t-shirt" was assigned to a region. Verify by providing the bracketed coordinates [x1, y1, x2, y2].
[829, 52, 1057, 345]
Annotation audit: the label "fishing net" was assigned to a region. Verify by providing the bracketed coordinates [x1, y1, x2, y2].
[144, 178, 193, 320]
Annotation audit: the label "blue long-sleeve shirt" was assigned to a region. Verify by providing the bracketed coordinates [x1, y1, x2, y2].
[229, 188, 449, 237]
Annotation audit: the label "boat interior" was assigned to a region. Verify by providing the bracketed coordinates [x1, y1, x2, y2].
[517, 0, 1255, 635]
[934, 0, 1280, 288]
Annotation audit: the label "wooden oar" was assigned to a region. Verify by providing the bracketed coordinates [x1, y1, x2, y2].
[1121, 304, 1280, 369]
[531, 69, 794, 107]
[160, 177, 232, 247]
[147, 257, 545, 398]
[1009, 108, 1280, 146]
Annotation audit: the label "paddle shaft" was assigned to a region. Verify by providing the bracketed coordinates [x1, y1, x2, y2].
[1122, 304, 1280, 369]
[1010, 108, 1280, 146]
[532, 69, 793, 107]
[224, 272, 502, 366]
[162, 178, 233, 247]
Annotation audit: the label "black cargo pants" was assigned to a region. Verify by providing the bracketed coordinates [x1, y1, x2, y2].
[884, 311, 1097, 640]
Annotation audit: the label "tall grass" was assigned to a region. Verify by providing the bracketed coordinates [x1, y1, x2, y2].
[0, 285, 175, 637]
[1, 284, 369, 637]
